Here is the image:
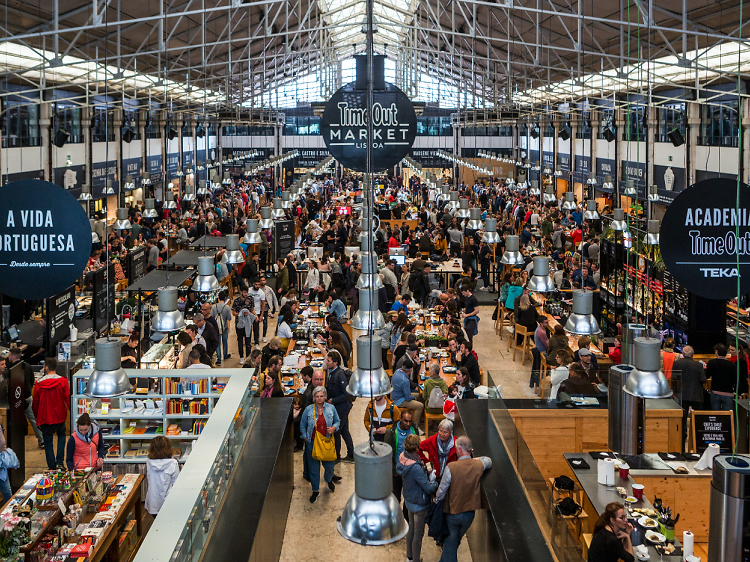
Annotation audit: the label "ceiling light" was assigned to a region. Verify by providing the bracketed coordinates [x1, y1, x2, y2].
[481, 218, 501, 243]
[611, 208, 629, 232]
[561, 192, 576, 211]
[193, 256, 220, 292]
[85, 338, 131, 397]
[624, 338, 672, 399]
[346, 336, 392, 398]
[351, 289, 385, 331]
[564, 290, 601, 336]
[243, 219, 262, 244]
[259, 206, 274, 229]
[152, 286, 186, 333]
[114, 208, 131, 231]
[645, 219, 659, 246]
[526, 257, 555, 293]
[79, 184, 93, 201]
[500, 235, 523, 265]
[583, 200, 599, 220]
[103, 179, 115, 195]
[221, 234, 245, 265]
[143, 198, 159, 219]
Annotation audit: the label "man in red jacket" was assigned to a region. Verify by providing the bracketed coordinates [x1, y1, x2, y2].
[32, 358, 70, 470]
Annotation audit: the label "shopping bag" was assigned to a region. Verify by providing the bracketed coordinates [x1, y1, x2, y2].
[312, 431, 336, 461]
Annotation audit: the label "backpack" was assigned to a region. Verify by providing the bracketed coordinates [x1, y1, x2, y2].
[428, 386, 446, 410]
[409, 272, 421, 293]
[215, 304, 227, 335]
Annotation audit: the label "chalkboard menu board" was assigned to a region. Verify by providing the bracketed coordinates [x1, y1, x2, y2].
[274, 220, 295, 263]
[93, 264, 116, 333]
[46, 286, 76, 352]
[128, 246, 147, 284]
[691, 411, 735, 454]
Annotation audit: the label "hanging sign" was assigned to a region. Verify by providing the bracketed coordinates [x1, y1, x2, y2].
[0, 180, 92, 301]
[321, 84, 417, 173]
[660, 178, 750, 300]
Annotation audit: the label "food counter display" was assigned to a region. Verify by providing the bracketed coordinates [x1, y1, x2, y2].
[139, 342, 177, 369]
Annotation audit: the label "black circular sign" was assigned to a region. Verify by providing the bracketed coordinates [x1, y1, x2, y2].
[660, 178, 750, 300]
[0, 180, 92, 300]
[321, 82, 417, 173]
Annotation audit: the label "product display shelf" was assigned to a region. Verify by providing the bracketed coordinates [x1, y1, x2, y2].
[72, 371, 231, 464]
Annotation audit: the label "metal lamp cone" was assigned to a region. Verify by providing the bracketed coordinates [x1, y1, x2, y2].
[143, 198, 159, 219]
[259, 206, 274, 229]
[444, 191, 459, 212]
[526, 257, 555, 292]
[454, 198, 470, 219]
[564, 290, 602, 336]
[90, 219, 100, 244]
[583, 200, 599, 220]
[611, 208, 629, 231]
[85, 338, 132, 397]
[183, 184, 196, 202]
[221, 234, 245, 265]
[624, 179, 637, 197]
[103, 179, 115, 195]
[197, 180, 209, 195]
[164, 191, 177, 209]
[351, 289, 385, 331]
[346, 336, 392, 397]
[466, 208, 483, 231]
[645, 220, 659, 246]
[271, 198, 286, 219]
[561, 192, 576, 211]
[79, 184, 93, 201]
[243, 219, 262, 244]
[114, 208, 131, 231]
[337, 442, 408, 545]
[481, 218, 501, 243]
[356, 253, 384, 289]
[624, 338, 672, 399]
[543, 186, 556, 204]
[193, 256, 220, 292]
[529, 180, 541, 196]
[500, 235, 523, 265]
[281, 191, 293, 209]
[151, 287, 186, 333]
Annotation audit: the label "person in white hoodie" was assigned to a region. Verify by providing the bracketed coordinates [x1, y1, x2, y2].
[146, 436, 180, 516]
[549, 349, 574, 400]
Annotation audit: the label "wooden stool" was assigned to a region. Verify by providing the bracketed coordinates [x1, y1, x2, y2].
[537, 355, 552, 397]
[511, 324, 533, 365]
[495, 303, 509, 339]
[582, 534, 593, 559]
[423, 411, 443, 438]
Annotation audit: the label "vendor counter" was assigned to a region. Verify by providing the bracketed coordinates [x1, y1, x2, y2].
[504, 398, 683, 481]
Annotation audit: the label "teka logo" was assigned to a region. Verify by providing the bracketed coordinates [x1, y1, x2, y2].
[699, 267, 740, 278]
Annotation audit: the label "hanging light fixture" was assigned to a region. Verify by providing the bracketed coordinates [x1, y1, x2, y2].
[356, 252, 384, 289]
[481, 218, 501, 243]
[543, 185, 556, 204]
[85, 338, 131, 397]
[183, 184, 196, 202]
[500, 235, 523, 265]
[454, 198, 470, 219]
[346, 335, 392, 398]
[645, 219, 659, 246]
[164, 190, 177, 209]
[152, 286, 186, 333]
[222, 234, 245, 265]
[79, 184, 93, 201]
[444, 191, 459, 212]
[561, 192, 576, 211]
[466, 208, 483, 231]
[624, 179, 637, 197]
[528, 180, 541, 196]
[280, 191, 293, 209]
[90, 219, 100, 244]
[123, 175, 135, 191]
[564, 290, 602, 335]
[114, 208, 131, 231]
[583, 200, 600, 220]
[271, 198, 286, 219]
[143, 198, 159, 220]
[103, 179, 115, 195]
[351, 289, 385, 331]
[611, 208, 629, 231]
[193, 256, 220, 292]
[222, 172, 232, 186]
[243, 219, 262, 244]
[602, 174, 614, 191]
[623, 338, 672, 399]
[526, 257, 555, 292]
[259, 206, 274, 229]
[197, 179, 209, 196]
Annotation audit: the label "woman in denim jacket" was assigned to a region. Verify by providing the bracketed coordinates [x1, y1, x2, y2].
[300, 386, 340, 503]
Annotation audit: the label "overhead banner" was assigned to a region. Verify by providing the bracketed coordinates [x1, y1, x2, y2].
[660, 178, 750, 300]
[321, 58, 417, 172]
[0, 180, 92, 301]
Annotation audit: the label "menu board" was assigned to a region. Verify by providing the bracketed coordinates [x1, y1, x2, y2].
[274, 220, 295, 263]
[128, 246, 147, 284]
[93, 264, 116, 333]
[46, 285, 76, 351]
[691, 411, 735, 454]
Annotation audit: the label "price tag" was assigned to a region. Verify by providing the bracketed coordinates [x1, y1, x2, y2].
[58, 499, 67, 515]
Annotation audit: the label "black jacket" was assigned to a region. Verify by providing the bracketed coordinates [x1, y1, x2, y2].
[587, 528, 635, 562]
[261, 344, 283, 372]
[326, 366, 352, 415]
[200, 322, 220, 359]
[459, 352, 481, 386]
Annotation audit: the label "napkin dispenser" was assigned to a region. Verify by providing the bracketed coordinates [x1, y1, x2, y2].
[597, 458, 615, 486]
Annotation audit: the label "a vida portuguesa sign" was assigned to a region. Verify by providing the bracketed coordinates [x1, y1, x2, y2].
[0, 180, 92, 300]
[660, 178, 750, 300]
[321, 74, 417, 172]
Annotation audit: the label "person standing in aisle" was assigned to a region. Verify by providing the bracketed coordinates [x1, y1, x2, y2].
[3, 347, 44, 448]
[460, 286, 479, 347]
[325, 351, 354, 463]
[32, 358, 70, 470]
[193, 314, 219, 363]
[434, 436, 492, 562]
[363, 394, 401, 442]
[706, 343, 737, 411]
[384, 410, 416, 516]
[673, 345, 708, 444]
[300, 386, 340, 504]
[210, 291, 232, 365]
[232, 286, 255, 365]
[247, 278, 266, 347]
[145, 436, 180, 516]
[259, 276, 279, 343]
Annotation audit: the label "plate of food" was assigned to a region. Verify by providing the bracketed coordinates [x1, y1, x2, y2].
[645, 531, 666, 544]
[624, 496, 638, 504]
[442, 366, 457, 373]
[638, 517, 660, 529]
[654, 543, 676, 555]
[632, 508, 658, 517]
[284, 388, 296, 396]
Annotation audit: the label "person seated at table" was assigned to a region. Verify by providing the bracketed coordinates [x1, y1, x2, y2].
[545, 325, 572, 362]
[433, 231, 448, 256]
[549, 349, 574, 400]
[560, 363, 597, 396]
[390, 294, 411, 316]
[576, 348, 600, 383]
[390, 359, 424, 433]
[261, 337, 284, 372]
[396, 343, 423, 383]
[608, 335, 622, 364]
[423, 364, 449, 414]
[448, 367, 476, 399]
[326, 317, 352, 359]
[242, 349, 263, 372]
[455, 340, 481, 386]
[418, 231, 433, 255]
[257, 356, 285, 397]
[277, 310, 295, 341]
[418, 418, 457, 480]
[514, 293, 539, 344]
[587, 502, 635, 562]
[504, 280, 524, 312]
[363, 394, 401, 442]
[324, 290, 348, 321]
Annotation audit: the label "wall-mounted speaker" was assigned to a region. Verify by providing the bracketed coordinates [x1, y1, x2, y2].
[122, 128, 136, 143]
[668, 128, 684, 147]
[603, 126, 616, 143]
[53, 129, 69, 148]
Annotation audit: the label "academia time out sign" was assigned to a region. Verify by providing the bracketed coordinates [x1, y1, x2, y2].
[321, 83, 417, 173]
[0, 180, 92, 300]
[660, 178, 750, 300]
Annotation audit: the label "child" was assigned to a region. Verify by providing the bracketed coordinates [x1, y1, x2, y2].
[145, 436, 179, 515]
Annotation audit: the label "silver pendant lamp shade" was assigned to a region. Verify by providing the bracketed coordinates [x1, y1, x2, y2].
[358, 217, 379, 243]
[337, 441, 408, 545]
[561, 192, 576, 211]
[583, 200, 600, 220]
[454, 198, 470, 219]
[564, 290, 602, 336]
[243, 219, 262, 244]
[85, 338, 132, 397]
[436, 184, 450, 205]
[623, 338, 672, 399]
[356, 252, 384, 290]
[481, 218, 501, 243]
[79, 183, 93, 201]
[151, 286, 186, 333]
[346, 336, 392, 397]
[102, 179, 115, 195]
[611, 208, 629, 231]
[506, 174, 515, 188]
[526, 257, 555, 292]
[259, 206, 274, 229]
[528, 180, 541, 196]
[221, 234, 245, 265]
[222, 172, 231, 186]
[193, 256, 220, 292]
[164, 190, 177, 210]
[271, 198, 286, 219]
[543, 186, 556, 204]
[280, 191, 293, 209]
[500, 235, 524, 265]
[624, 179, 638, 197]
[143, 198, 159, 220]
[645, 220, 659, 246]
[351, 289, 385, 331]
[197, 180, 209, 196]
[444, 191, 460, 212]
[90, 219, 100, 244]
[466, 208, 483, 231]
[114, 208, 132, 231]
[183, 184, 196, 202]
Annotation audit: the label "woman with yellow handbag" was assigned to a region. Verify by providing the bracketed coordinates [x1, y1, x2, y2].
[299, 386, 340, 504]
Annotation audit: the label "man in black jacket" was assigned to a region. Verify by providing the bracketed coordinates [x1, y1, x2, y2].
[456, 340, 481, 386]
[412, 264, 432, 306]
[325, 351, 354, 463]
[194, 314, 220, 362]
[285, 255, 298, 292]
[4, 347, 43, 448]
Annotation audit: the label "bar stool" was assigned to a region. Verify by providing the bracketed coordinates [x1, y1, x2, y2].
[511, 324, 533, 365]
[423, 411, 443, 438]
[495, 303, 510, 339]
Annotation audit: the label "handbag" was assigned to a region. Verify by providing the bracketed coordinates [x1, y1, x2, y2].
[311, 406, 336, 462]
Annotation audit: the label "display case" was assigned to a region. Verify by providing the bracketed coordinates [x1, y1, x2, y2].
[140, 341, 177, 369]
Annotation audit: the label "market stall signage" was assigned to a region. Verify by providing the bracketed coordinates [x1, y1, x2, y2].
[321, 83, 417, 173]
[691, 411, 734, 453]
[47, 285, 76, 351]
[0, 180, 92, 301]
[660, 178, 750, 300]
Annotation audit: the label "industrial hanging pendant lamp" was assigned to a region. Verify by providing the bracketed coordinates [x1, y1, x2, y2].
[221, 234, 245, 265]
[85, 338, 132, 397]
[193, 256, 220, 292]
[564, 290, 602, 336]
[152, 286, 186, 333]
